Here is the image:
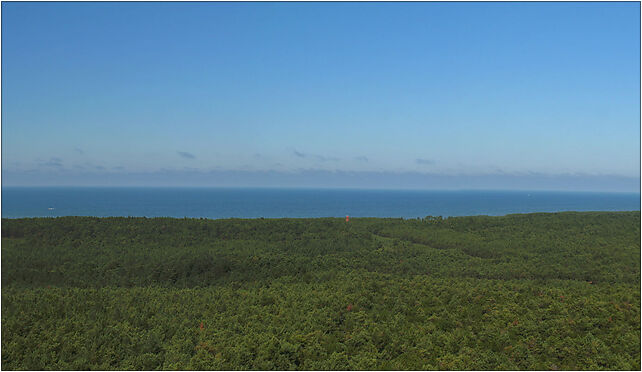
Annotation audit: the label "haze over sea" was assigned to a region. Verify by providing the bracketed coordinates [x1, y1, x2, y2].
[2, 187, 639, 219]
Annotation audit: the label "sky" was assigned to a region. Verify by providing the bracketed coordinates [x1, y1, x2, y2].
[1, 2, 640, 191]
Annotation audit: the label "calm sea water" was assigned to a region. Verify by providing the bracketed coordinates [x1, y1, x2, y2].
[1, 187, 640, 219]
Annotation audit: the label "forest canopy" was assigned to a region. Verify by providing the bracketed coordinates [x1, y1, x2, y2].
[2, 212, 640, 370]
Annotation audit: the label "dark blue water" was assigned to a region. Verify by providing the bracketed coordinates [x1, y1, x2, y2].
[1, 187, 639, 219]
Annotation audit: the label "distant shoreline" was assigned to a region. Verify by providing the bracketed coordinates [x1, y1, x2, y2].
[3, 210, 640, 221]
[3, 188, 639, 220]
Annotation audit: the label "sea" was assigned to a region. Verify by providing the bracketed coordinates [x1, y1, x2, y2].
[1, 187, 640, 219]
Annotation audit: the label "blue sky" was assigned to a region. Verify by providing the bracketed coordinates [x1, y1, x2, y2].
[2, 2, 640, 191]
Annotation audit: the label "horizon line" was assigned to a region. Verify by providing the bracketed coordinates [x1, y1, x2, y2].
[1, 185, 640, 194]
